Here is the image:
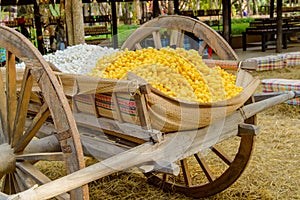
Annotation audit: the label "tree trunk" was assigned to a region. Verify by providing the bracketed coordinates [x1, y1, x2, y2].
[65, 0, 85, 46]
[252, 0, 258, 15]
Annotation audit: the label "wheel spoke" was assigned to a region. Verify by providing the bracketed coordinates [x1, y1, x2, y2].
[135, 43, 142, 50]
[162, 173, 168, 182]
[15, 168, 36, 189]
[6, 51, 17, 145]
[211, 146, 233, 166]
[194, 153, 216, 182]
[16, 152, 64, 162]
[176, 30, 185, 48]
[12, 172, 26, 192]
[12, 68, 34, 147]
[16, 162, 51, 185]
[152, 31, 162, 49]
[11, 173, 20, 193]
[180, 159, 192, 187]
[14, 103, 50, 153]
[16, 162, 70, 199]
[0, 68, 7, 143]
[1, 174, 14, 194]
[198, 40, 208, 56]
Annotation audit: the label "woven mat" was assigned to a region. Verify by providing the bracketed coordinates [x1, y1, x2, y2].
[262, 78, 300, 105]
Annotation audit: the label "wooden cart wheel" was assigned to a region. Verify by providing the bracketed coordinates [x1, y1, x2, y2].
[0, 26, 88, 199]
[144, 104, 256, 198]
[122, 15, 255, 198]
[121, 15, 238, 60]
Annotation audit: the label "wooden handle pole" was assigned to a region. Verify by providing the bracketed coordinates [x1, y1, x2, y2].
[241, 91, 295, 119]
[9, 142, 156, 200]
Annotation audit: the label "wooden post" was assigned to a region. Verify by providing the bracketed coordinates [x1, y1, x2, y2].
[276, 0, 283, 53]
[153, 0, 160, 17]
[65, 0, 85, 46]
[174, 0, 179, 14]
[222, 0, 231, 44]
[270, 0, 275, 18]
[111, 0, 118, 48]
[33, 1, 45, 55]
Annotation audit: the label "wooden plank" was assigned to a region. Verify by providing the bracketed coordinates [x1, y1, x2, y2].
[73, 112, 161, 142]
[57, 72, 144, 95]
[14, 103, 50, 153]
[12, 68, 34, 147]
[89, 94, 100, 118]
[111, 93, 124, 123]
[6, 51, 17, 144]
[80, 134, 129, 160]
[134, 92, 152, 130]
[0, 193, 8, 200]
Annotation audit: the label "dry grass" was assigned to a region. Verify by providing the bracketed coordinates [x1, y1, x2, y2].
[1, 66, 299, 199]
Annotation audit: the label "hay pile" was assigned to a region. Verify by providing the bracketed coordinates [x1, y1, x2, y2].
[1, 66, 299, 199]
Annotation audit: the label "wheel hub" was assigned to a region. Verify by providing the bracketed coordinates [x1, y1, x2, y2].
[0, 143, 16, 175]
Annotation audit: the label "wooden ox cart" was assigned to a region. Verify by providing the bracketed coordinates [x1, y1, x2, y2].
[0, 16, 299, 200]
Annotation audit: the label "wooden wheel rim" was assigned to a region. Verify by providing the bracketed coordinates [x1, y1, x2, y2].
[121, 15, 238, 60]
[0, 26, 88, 199]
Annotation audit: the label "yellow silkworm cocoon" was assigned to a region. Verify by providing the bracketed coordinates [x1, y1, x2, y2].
[90, 47, 243, 103]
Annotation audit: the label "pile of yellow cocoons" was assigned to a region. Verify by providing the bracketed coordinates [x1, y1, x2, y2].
[90, 47, 243, 103]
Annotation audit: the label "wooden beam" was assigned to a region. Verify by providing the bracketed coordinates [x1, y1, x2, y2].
[276, 0, 283, 53]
